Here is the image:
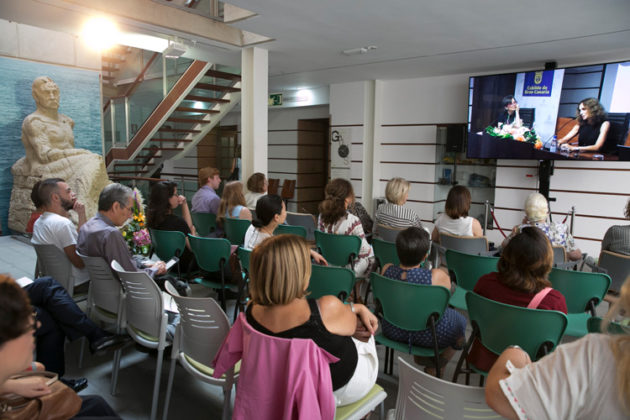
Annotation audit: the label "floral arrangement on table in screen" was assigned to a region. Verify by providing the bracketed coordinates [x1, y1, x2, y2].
[120, 188, 151, 256]
[485, 123, 543, 149]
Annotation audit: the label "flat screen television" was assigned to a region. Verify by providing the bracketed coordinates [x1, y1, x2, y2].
[467, 60, 630, 161]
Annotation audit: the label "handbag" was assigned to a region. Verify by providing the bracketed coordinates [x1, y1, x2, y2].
[0, 371, 82, 420]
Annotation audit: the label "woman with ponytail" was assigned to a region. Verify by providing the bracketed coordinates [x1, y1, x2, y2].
[317, 179, 374, 277]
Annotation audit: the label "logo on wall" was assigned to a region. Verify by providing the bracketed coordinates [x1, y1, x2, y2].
[331, 129, 351, 168]
[523, 70, 554, 97]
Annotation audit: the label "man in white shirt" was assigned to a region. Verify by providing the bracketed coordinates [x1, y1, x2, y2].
[31, 178, 89, 288]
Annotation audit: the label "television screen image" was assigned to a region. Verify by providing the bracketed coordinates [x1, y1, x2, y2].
[467, 60, 630, 161]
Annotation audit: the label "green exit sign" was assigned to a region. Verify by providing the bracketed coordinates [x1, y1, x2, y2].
[269, 93, 283, 106]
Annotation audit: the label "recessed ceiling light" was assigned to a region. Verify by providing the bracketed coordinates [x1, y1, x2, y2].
[342, 45, 377, 56]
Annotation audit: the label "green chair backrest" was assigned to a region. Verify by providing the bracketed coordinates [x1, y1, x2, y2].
[314, 230, 361, 267]
[187, 234, 231, 272]
[586, 316, 628, 335]
[224, 217, 251, 245]
[237, 247, 252, 273]
[466, 292, 568, 361]
[548, 268, 611, 314]
[372, 238, 400, 270]
[191, 212, 217, 237]
[308, 264, 355, 301]
[274, 224, 307, 238]
[150, 229, 187, 261]
[445, 249, 498, 291]
[370, 272, 450, 332]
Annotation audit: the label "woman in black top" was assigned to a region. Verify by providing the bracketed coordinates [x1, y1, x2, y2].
[246, 234, 379, 406]
[492, 95, 522, 128]
[147, 181, 197, 269]
[557, 97, 611, 153]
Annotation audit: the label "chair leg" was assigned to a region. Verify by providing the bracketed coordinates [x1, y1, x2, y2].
[383, 345, 389, 375]
[388, 348, 394, 375]
[110, 348, 122, 396]
[78, 337, 86, 368]
[162, 357, 178, 420]
[222, 383, 232, 420]
[363, 282, 371, 306]
[219, 261, 227, 311]
[150, 349, 165, 420]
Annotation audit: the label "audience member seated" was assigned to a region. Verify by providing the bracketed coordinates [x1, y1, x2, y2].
[557, 97, 611, 153]
[216, 181, 253, 230]
[375, 177, 422, 230]
[381, 227, 466, 373]
[245, 235, 379, 406]
[469, 227, 568, 371]
[244, 194, 327, 264]
[244, 172, 268, 210]
[0, 275, 122, 419]
[77, 183, 189, 296]
[25, 180, 43, 234]
[502, 192, 581, 261]
[431, 185, 483, 242]
[191, 167, 221, 214]
[318, 178, 374, 277]
[601, 198, 630, 255]
[348, 201, 374, 238]
[486, 275, 630, 419]
[31, 178, 89, 290]
[146, 181, 197, 271]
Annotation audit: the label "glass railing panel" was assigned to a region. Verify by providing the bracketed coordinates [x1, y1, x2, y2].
[103, 106, 113, 155]
[165, 57, 194, 94]
[111, 98, 127, 147]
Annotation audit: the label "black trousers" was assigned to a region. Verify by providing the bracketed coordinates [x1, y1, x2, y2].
[74, 395, 121, 419]
[25, 277, 106, 376]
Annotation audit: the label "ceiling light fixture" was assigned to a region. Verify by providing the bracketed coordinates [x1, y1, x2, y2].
[342, 45, 377, 56]
[82, 17, 119, 51]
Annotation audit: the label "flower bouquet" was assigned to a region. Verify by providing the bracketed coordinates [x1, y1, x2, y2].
[485, 124, 543, 150]
[120, 188, 151, 256]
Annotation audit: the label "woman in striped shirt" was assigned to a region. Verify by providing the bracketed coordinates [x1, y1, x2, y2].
[375, 177, 423, 230]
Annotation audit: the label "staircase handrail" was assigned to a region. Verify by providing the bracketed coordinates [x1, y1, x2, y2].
[103, 52, 160, 113]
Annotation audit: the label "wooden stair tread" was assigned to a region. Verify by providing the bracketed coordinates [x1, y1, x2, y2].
[151, 138, 194, 142]
[114, 163, 145, 166]
[175, 107, 219, 114]
[111, 170, 149, 174]
[143, 147, 184, 151]
[101, 65, 119, 72]
[102, 76, 115, 81]
[102, 56, 126, 64]
[205, 69, 242, 81]
[184, 94, 230, 104]
[194, 83, 240, 93]
[166, 117, 209, 124]
[157, 128, 202, 133]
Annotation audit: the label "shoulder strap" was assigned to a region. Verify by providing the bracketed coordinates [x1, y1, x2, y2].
[527, 287, 553, 309]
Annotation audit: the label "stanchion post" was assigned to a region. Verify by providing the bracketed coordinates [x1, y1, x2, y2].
[483, 200, 489, 236]
[569, 206, 576, 235]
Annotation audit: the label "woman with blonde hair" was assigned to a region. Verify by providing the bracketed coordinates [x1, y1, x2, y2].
[246, 235, 379, 406]
[431, 185, 483, 241]
[217, 181, 252, 226]
[318, 178, 374, 277]
[486, 274, 630, 419]
[375, 177, 422, 229]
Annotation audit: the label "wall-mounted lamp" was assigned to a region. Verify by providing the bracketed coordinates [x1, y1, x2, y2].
[342, 45, 377, 56]
[163, 41, 187, 58]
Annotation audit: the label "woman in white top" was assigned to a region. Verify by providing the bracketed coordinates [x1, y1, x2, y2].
[244, 172, 268, 210]
[431, 185, 482, 241]
[244, 194, 327, 264]
[485, 276, 630, 419]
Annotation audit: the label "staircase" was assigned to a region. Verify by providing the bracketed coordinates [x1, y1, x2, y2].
[105, 61, 241, 180]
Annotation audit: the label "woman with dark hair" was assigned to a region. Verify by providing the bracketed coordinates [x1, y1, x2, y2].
[492, 95, 522, 128]
[468, 226, 568, 371]
[217, 181, 252, 226]
[147, 181, 197, 268]
[244, 194, 328, 264]
[557, 97, 610, 153]
[431, 185, 483, 242]
[601, 198, 630, 255]
[245, 172, 268, 210]
[318, 178, 374, 277]
[381, 227, 466, 373]
[245, 235, 378, 406]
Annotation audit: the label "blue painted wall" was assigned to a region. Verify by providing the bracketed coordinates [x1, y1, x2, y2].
[0, 57, 101, 234]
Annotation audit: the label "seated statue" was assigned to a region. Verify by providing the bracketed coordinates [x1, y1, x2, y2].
[9, 76, 110, 232]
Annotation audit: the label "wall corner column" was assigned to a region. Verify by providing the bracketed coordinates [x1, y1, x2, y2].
[241, 47, 268, 181]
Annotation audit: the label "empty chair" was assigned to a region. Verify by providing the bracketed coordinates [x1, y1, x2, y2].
[224, 217, 251, 246]
[308, 264, 355, 302]
[191, 212, 217, 237]
[188, 234, 233, 311]
[595, 250, 630, 293]
[445, 249, 498, 311]
[371, 272, 451, 377]
[285, 211, 318, 241]
[111, 260, 173, 420]
[162, 282, 238, 420]
[519, 107, 535, 128]
[33, 243, 74, 295]
[390, 357, 506, 420]
[548, 268, 610, 336]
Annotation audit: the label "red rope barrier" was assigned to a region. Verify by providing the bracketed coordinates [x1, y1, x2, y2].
[490, 208, 509, 239]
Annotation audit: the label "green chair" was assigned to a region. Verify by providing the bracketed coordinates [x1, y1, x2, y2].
[370, 272, 451, 378]
[314, 230, 361, 269]
[445, 249, 499, 311]
[191, 212, 217, 237]
[548, 268, 611, 337]
[149, 229, 187, 278]
[235, 247, 252, 320]
[453, 292, 568, 383]
[274, 224, 307, 238]
[188, 234, 233, 311]
[363, 238, 400, 303]
[308, 264, 355, 302]
[586, 316, 628, 335]
[224, 217, 251, 245]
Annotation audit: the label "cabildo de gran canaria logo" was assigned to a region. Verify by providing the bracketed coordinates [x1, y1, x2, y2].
[534, 71, 543, 84]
